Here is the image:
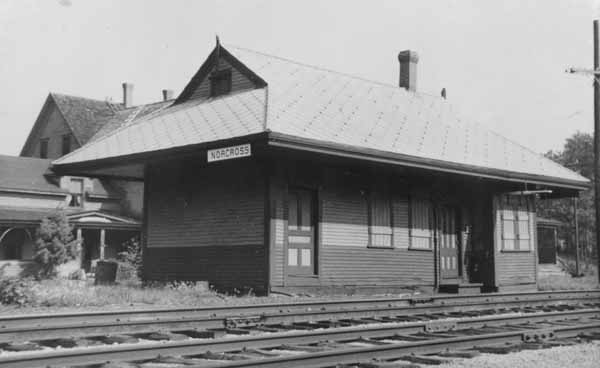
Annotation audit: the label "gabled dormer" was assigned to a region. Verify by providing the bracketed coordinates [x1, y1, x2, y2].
[175, 38, 267, 104]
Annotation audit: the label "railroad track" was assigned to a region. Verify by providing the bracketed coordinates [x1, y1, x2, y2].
[1, 290, 599, 343]
[0, 290, 598, 367]
[1, 306, 599, 368]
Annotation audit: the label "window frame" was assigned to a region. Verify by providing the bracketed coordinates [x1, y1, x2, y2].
[409, 197, 434, 251]
[367, 188, 394, 249]
[500, 197, 532, 252]
[39, 138, 49, 159]
[209, 69, 233, 97]
[61, 134, 71, 156]
[68, 178, 85, 208]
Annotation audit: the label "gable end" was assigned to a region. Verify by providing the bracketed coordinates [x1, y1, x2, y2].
[175, 45, 267, 104]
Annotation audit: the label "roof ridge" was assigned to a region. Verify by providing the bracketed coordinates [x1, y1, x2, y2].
[50, 92, 123, 107]
[227, 45, 443, 99]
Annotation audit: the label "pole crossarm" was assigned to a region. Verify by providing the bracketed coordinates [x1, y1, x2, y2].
[566, 67, 600, 75]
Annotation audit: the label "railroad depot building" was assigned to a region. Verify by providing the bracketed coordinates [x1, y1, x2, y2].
[52, 44, 589, 294]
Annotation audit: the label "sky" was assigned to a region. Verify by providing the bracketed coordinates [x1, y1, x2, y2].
[0, 0, 598, 156]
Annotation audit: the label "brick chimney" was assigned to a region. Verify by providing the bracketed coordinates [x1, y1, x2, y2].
[162, 89, 174, 101]
[398, 50, 419, 92]
[122, 82, 134, 108]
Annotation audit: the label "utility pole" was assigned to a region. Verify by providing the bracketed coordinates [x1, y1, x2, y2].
[567, 20, 600, 283]
[574, 197, 580, 276]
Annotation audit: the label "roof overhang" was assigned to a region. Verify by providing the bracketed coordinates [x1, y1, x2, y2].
[267, 132, 591, 192]
[51, 131, 589, 193]
[68, 211, 141, 230]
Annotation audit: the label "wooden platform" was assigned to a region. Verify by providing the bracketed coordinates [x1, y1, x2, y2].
[438, 282, 483, 295]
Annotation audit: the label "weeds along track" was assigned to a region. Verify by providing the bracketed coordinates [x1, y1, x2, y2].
[1, 290, 599, 344]
[0, 305, 599, 367]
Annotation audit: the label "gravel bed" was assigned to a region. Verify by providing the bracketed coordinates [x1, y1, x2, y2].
[439, 341, 600, 368]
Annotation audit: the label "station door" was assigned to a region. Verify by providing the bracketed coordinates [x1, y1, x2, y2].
[286, 188, 317, 276]
[438, 206, 459, 280]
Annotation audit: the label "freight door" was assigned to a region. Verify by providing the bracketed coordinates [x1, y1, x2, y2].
[438, 206, 459, 280]
[286, 188, 317, 276]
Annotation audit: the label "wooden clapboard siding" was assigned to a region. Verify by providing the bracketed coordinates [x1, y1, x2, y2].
[319, 246, 433, 285]
[144, 244, 266, 293]
[146, 160, 264, 248]
[306, 167, 433, 287]
[269, 166, 286, 287]
[189, 58, 256, 100]
[493, 195, 537, 286]
[143, 158, 267, 292]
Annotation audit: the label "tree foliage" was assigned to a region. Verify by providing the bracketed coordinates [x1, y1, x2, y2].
[34, 211, 80, 278]
[537, 131, 595, 256]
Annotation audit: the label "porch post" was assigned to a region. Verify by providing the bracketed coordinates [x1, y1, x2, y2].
[76, 228, 82, 243]
[100, 229, 106, 260]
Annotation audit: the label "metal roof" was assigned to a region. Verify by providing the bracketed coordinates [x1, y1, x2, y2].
[53, 46, 589, 188]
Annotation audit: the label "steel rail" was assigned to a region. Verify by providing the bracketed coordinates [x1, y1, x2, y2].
[1, 307, 598, 368]
[211, 321, 600, 368]
[2, 290, 598, 329]
[1, 290, 599, 343]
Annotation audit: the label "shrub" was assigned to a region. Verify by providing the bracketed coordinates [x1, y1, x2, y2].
[117, 235, 142, 279]
[0, 277, 35, 306]
[34, 211, 80, 279]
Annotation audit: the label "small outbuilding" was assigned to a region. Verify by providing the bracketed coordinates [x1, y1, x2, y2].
[52, 43, 589, 294]
[536, 217, 563, 265]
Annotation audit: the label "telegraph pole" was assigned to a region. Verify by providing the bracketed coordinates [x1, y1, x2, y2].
[567, 20, 600, 283]
[595, 20, 600, 284]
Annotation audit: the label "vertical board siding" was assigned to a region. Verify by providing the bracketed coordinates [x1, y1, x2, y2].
[190, 58, 256, 100]
[494, 195, 536, 286]
[144, 159, 267, 292]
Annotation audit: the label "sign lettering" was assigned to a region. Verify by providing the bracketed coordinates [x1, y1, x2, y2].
[207, 144, 251, 163]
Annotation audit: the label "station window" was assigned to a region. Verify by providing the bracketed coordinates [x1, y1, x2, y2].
[501, 197, 532, 251]
[210, 69, 232, 97]
[409, 198, 433, 249]
[39, 138, 49, 159]
[68, 178, 84, 207]
[368, 188, 393, 248]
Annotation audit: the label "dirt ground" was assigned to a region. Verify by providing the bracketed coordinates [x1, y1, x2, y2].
[438, 341, 600, 368]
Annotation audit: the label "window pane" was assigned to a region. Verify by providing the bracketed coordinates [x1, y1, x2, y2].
[369, 190, 392, 247]
[288, 193, 298, 230]
[288, 248, 298, 266]
[40, 139, 48, 159]
[410, 198, 432, 249]
[62, 135, 71, 155]
[301, 249, 311, 266]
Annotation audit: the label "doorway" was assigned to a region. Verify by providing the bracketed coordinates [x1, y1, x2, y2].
[286, 188, 317, 276]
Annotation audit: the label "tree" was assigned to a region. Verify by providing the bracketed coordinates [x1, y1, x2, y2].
[538, 131, 595, 257]
[34, 211, 80, 278]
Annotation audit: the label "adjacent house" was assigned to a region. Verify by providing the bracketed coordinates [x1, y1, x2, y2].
[1, 86, 174, 276]
[51, 43, 589, 294]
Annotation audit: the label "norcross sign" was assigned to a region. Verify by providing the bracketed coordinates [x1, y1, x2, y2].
[207, 144, 251, 163]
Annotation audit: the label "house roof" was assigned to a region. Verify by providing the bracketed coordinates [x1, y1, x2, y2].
[0, 154, 119, 198]
[0, 155, 65, 194]
[0, 207, 59, 225]
[50, 93, 127, 145]
[52, 45, 590, 189]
